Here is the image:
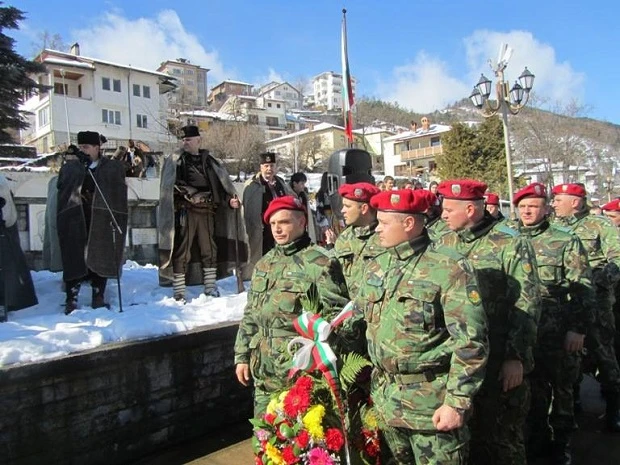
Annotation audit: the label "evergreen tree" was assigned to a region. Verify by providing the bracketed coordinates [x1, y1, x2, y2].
[0, 4, 47, 143]
[436, 116, 509, 195]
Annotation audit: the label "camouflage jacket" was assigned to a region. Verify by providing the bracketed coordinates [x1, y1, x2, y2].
[427, 216, 449, 242]
[332, 222, 384, 298]
[554, 210, 620, 289]
[436, 213, 541, 374]
[357, 232, 488, 430]
[233, 233, 350, 393]
[518, 219, 595, 343]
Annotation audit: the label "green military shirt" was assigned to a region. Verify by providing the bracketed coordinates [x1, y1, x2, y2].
[519, 219, 595, 345]
[357, 232, 488, 430]
[555, 209, 620, 289]
[427, 216, 449, 242]
[437, 213, 541, 373]
[333, 221, 384, 298]
[234, 233, 349, 393]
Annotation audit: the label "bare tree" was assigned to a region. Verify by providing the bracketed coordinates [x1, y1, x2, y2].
[31, 31, 67, 56]
[298, 134, 329, 172]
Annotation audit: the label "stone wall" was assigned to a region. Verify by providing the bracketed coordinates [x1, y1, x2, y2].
[0, 323, 252, 465]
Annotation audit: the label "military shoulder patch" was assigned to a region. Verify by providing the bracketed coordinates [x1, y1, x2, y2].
[467, 285, 482, 305]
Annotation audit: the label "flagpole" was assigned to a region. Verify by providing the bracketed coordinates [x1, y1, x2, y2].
[341, 8, 354, 149]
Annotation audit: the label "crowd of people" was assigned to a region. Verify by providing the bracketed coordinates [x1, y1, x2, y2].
[3, 124, 620, 464]
[233, 172, 620, 465]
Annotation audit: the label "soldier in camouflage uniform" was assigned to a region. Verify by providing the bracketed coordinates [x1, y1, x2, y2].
[436, 179, 541, 465]
[552, 183, 620, 431]
[484, 192, 506, 222]
[234, 196, 349, 417]
[356, 189, 489, 465]
[513, 183, 594, 464]
[333, 182, 384, 298]
[602, 199, 620, 367]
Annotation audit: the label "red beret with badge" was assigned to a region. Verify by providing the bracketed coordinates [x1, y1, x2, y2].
[602, 199, 620, 212]
[263, 195, 307, 224]
[513, 182, 547, 205]
[370, 189, 431, 214]
[338, 182, 381, 203]
[551, 183, 586, 198]
[437, 179, 488, 200]
[484, 193, 500, 206]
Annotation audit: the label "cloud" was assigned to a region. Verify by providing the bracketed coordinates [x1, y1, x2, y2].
[377, 52, 470, 114]
[376, 29, 585, 113]
[70, 9, 231, 86]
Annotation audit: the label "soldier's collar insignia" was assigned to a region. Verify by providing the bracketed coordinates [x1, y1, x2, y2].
[468, 288, 481, 305]
[390, 194, 400, 205]
[451, 184, 461, 196]
[562, 184, 568, 192]
[354, 188, 363, 198]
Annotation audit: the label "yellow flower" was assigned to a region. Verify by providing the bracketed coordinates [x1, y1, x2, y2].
[363, 409, 378, 430]
[266, 390, 289, 415]
[265, 442, 286, 465]
[302, 404, 325, 440]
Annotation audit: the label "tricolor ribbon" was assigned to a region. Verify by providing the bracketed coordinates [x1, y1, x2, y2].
[287, 301, 355, 464]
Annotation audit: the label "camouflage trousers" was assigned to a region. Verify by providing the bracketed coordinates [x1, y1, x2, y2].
[253, 387, 272, 419]
[527, 346, 580, 451]
[585, 285, 620, 394]
[468, 372, 530, 465]
[381, 425, 469, 465]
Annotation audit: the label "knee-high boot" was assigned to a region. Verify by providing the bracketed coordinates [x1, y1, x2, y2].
[203, 267, 219, 297]
[173, 273, 186, 303]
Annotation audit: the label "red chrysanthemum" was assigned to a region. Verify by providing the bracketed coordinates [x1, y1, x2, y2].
[362, 430, 380, 457]
[295, 429, 310, 449]
[294, 376, 314, 393]
[281, 445, 299, 465]
[264, 413, 276, 424]
[325, 428, 345, 452]
[283, 386, 311, 417]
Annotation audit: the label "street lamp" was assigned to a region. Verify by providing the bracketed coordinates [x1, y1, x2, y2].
[468, 44, 535, 218]
[603, 176, 614, 202]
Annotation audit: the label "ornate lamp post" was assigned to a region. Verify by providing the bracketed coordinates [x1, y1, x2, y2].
[469, 44, 535, 217]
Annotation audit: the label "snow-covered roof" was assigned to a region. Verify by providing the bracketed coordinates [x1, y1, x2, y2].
[215, 79, 253, 87]
[39, 49, 176, 80]
[179, 110, 245, 122]
[382, 124, 452, 142]
[266, 122, 345, 144]
[43, 57, 94, 69]
[353, 126, 396, 136]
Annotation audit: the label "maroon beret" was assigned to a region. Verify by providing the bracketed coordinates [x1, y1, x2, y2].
[551, 183, 586, 198]
[263, 195, 307, 224]
[602, 199, 620, 212]
[417, 189, 439, 209]
[370, 189, 431, 214]
[437, 179, 487, 200]
[484, 193, 500, 206]
[513, 183, 547, 206]
[338, 182, 381, 203]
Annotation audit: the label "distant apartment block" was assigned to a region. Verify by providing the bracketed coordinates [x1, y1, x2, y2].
[207, 80, 253, 107]
[219, 94, 287, 140]
[256, 82, 302, 110]
[312, 71, 356, 111]
[20, 44, 176, 153]
[157, 58, 209, 109]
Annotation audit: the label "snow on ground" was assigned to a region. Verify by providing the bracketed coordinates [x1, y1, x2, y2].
[0, 261, 247, 368]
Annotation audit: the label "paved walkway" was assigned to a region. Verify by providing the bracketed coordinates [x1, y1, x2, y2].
[140, 375, 620, 465]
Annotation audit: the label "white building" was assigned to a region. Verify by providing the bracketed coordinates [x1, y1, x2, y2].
[312, 71, 357, 111]
[157, 58, 209, 109]
[219, 94, 287, 140]
[256, 82, 303, 110]
[20, 46, 176, 153]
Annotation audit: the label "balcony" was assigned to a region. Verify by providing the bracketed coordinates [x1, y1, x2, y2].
[399, 145, 443, 161]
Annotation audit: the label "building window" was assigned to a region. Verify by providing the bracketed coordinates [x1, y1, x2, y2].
[102, 77, 111, 90]
[266, 116, 279, 127]
[430, 136, 441, 147]
[78, 84, 82, 98]
[137, 114, 148, 128]
[102, 109, 121, 125]
[172, 68, 182, 75]
[54, 83, 68, 95]
[37, 106, 50, 127]
[267, 102, 272, 108]
[185, 69, 194, 75]
[143, 86, 151, 98]
[133, 84, 141, 97]
[275, 91, 281, 96]
[277, 103, 281, 109]
[113, 79, 121, 92]
[186, 80, 194, 86]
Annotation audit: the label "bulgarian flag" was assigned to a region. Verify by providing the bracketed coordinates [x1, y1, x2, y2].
[341, 9, 354, 144]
